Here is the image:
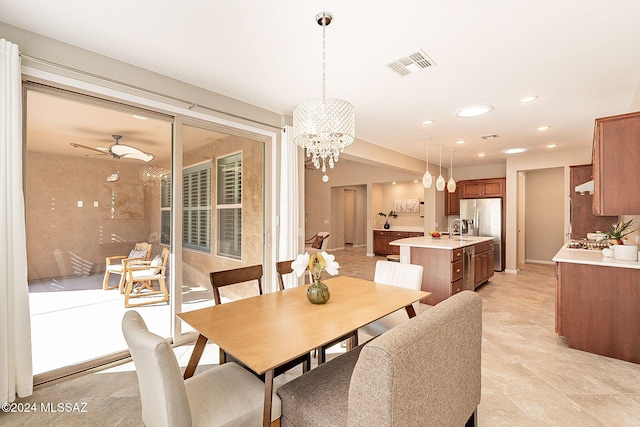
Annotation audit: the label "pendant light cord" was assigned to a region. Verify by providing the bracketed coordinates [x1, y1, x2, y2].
[321, 13, 327, 100]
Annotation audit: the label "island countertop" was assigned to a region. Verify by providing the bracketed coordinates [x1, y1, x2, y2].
[390, 235, 493, 250]
[552, 242, 640, 270]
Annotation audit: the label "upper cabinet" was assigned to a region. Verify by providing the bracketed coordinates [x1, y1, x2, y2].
[444, 186, 459, 215]
[592, 112, 640, 215]
[459, 178, 505, 199]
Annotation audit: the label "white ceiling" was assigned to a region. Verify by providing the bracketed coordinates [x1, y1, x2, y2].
[4, 0, 640, 167]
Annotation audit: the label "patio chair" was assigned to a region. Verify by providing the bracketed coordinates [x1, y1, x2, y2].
[123, 246, 170, 308]
[122, 310, 281, 427]
[103, 242, 152, 292]
[183, 264, 310, 380]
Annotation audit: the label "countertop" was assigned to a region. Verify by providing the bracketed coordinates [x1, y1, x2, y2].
[552, 242, 640, 270]
[373, 227, 424, 232]
[390, 235, 493, 250]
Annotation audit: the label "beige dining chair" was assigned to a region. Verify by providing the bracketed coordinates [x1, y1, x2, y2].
[103, 242, 152, 292]
[122, 310, 281, 427]
[359, 260, 425, 338]
[183, 264, 310, 380]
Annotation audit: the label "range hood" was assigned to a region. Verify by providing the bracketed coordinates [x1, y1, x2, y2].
[575, 180, 594, 195]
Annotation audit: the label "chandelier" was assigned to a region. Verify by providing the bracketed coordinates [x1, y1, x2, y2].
[293, 12, 355, 180]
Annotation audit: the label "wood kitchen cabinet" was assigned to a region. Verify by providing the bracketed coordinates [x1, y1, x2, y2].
[592, 111, 640, 215]
[444, 186, 459, 215]
[411, 246, 464, 305]
[569, 164, 616, 239]
[458, 178, 505, 199]
[373, 230, 423, 256]
[556, 261, 640, 364]
[473, 240, 494, 287]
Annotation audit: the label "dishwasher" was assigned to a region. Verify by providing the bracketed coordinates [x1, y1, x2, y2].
[462, 246, 475, 291]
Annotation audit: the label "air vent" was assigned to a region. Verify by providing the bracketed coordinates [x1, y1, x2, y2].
[481, 134, 499, 140]
[387, 50, 436, 77]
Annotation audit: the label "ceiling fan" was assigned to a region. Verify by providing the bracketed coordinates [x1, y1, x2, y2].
[70, 134, 154, 162]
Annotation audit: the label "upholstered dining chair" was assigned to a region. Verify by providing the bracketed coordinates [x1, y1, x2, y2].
[122, 310, 281, 427]
[304, 232, 329, 253]
[359, 260, 425, 338]
[183, 264, 310, 380]
[123, 246, 170, 308]
[103, 242, 152, 292]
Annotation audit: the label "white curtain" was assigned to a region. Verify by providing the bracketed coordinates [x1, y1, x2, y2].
[0, 39, 33, 403]
[277, 125, 300, 288]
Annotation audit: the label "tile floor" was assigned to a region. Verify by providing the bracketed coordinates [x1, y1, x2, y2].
[3, 245, 640, 426]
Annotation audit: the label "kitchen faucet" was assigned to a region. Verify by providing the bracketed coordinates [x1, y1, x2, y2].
[449, 219, 462, 239]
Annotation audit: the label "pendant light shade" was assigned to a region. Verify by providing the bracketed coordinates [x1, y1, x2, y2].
[447, 148, 457, 192]
[436, 144, 445, 191]
[293, 12, 355, 178]
[422, 140, 432, 188]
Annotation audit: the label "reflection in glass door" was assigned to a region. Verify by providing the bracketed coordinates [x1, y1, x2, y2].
[178, 124, 264, 332]
[25, 87, 173, 381]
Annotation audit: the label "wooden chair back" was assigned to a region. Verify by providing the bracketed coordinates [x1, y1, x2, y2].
[210, 264, 263, 305]
[275, 260, 295, 291]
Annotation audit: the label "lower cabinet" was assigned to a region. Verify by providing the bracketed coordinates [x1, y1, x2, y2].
[556, 262, 640, 364]
[373, 231, 423, 256]
[474, 240, 494, 288]
[411, 246, 464, 305]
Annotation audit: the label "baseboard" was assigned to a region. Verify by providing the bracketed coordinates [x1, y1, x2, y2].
[504, 269, 518, 274]
[366, 252, 376, 257]
[525, 259, 555, 265]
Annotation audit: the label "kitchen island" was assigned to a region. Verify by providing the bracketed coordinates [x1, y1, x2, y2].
[553, 243, 640, 364]
[391, 236, 494, 305]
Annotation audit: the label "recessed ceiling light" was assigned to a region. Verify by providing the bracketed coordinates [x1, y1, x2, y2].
[546, 143, 558, 148]
[422, 120, 434, 125]
[537, 125, 550, 131]
[132, 114, 148, 120]
[413, 179, 419, 184]
[520, 95, 538, 103]
[477, 153, 487, 157]
[503, 148, 528, 154]
[455, 140, 465, 144]
[456, 104, 494, 118]
[392, 181, 397, 185]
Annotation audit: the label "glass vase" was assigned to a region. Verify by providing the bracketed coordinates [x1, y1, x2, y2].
[307, 278, 330, 304]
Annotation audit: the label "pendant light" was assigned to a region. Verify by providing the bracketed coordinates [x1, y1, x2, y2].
[447, 148, 457, 192]
[436, 144, 445, 191]
[293, 12, 355, 180]
[422, 140, 432, 188]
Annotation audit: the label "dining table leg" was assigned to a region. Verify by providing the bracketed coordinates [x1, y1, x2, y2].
[183, 333, 208, 379]
[405, 304, 417, 318]
[262, 369, 274, 427]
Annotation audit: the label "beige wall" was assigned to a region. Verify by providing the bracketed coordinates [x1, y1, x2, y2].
[524, 168, 565, 263]
[26, 152, 160, 280]
[376, 182, 425, 229]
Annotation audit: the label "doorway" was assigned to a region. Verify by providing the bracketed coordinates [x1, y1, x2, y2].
[344, 189, 356, 245]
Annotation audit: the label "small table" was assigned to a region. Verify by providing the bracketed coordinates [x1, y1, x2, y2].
[177, 275, 429, 427]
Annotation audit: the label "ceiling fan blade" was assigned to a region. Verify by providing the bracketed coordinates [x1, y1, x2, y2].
[111, 143, 154, 162]
[70, 142, 109, 154]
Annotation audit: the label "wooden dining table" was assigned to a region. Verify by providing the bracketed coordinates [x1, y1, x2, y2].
[177, 275, 430, 427]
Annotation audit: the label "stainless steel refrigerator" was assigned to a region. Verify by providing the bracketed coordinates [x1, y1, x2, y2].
[460, 198, 503, 271]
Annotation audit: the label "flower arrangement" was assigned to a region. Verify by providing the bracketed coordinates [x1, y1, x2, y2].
[378, 210, 398, 229]
[292, 251, 340, 282]
[292, 251, 339, 304]
[378, 210, 398, 220]
[606, 219, 637, 244]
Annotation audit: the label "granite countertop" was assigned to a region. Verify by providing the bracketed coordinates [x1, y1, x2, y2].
[390, 235, 493, 250]
[552, 242, 640, 270]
